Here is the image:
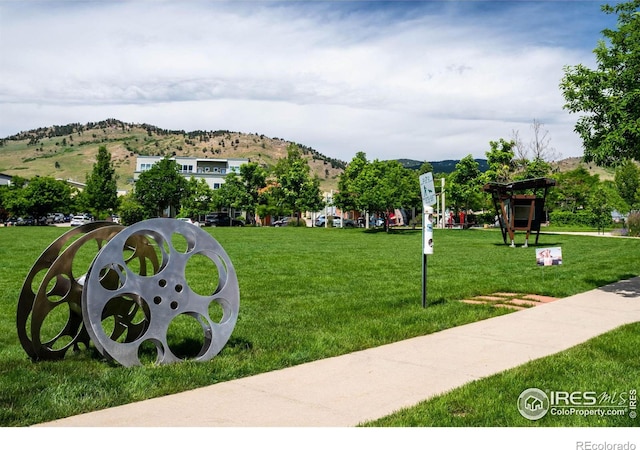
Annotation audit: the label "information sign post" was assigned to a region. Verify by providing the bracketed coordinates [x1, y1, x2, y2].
[419, 173, 436, 307]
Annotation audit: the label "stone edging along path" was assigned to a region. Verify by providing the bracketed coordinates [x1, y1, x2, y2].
[461, 293, 560, 310]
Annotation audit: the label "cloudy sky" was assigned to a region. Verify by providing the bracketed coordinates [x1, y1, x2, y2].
[0, 0, 620, 163]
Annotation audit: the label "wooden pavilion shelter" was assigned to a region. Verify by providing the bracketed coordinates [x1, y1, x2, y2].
[483, 177, 556, 247]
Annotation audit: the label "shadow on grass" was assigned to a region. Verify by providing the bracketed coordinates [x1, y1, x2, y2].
[423, 298, 446, 306]
[363, 227, 422, 236]
[591, 275, 640, 297]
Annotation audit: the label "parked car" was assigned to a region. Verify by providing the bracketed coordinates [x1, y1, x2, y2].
[38, 215, 54, 225]
[70, 215, 89, 226]
[204, 213, 244, 227]
[315, 215, 355, 227]
[272, 217, 292, 227]
[16, 216, 35, 226]
[333, 217, 356, 228]
[53, 213, 65, 223]
[315, 215, 338, 227]
[356, 216, 384, 227]
[176, 217, 202, 227]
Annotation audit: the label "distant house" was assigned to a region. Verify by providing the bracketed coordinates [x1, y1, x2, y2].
[0, 173, 12, 186]
[60, 179, 86, 191]
[134, 156, 249, 190]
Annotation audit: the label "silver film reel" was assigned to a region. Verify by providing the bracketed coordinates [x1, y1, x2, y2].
[17, 222, 125, 360]
[81, 218, 240, 367]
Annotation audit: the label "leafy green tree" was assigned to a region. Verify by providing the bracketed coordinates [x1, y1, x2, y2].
[0, 187, 8, 223]
[614, 160, 640, 212]
[22, 177, 72, 221]
[118, 192, 146, 225]
[560, 0, 640, 166]
[84, 146, 119, 219]
[179, 177, 214, 221]
[273, 144, 324, 225]
[448, 155, 483, 213]
[600, 180, 629, 215]
[350, 159, 419, 230]
[1, 176, 29, 219]
[484, 139, 515, 183]
[418, 161, 434, 175]
[519, 158, 553, 180]
[239, 162, 267, 224]
[550, 166, 601, 212]
[134, 157, 188, 217]
[255, 187, 289, 222]
[588, 185, 614, 233]
[334, 151, 368, 213]
[213, 172, 251, 223]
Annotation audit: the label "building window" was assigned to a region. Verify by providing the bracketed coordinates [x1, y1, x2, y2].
[213, 183, 220, 189]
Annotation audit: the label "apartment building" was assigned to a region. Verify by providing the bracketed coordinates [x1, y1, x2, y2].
[134, 156, 249, 189]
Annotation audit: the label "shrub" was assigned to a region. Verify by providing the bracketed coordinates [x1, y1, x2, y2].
[287, 217, 307, 227]
[627, 212, 640, 237]
[118, 194, 146, 225]
[549, 210, 594, 227]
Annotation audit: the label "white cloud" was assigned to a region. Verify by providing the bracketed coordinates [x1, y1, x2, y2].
[0, 1, 612, 163]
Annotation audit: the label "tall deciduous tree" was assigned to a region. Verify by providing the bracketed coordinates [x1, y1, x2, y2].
[273, 144, 324, 224]
[239, 162, 267, 224]
[134, 157, 187, 217]
[213, 172, 251, 223]
[550, 166, 601, 212]
[614, 159, 640, 211]
[348, 159, 419, 231]
[560, 0, 640, 166]
[448, 155, 482, 213]
[588, 185, 614, 233]
[22, 177, 71, 221]
[334, 151, 368, 213]
[84, 146, 119, 219]
[179, 177, 214, 221]
[484, 139, 515, 183]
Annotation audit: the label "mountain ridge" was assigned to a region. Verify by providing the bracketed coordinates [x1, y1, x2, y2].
[0, 119, 612, 192]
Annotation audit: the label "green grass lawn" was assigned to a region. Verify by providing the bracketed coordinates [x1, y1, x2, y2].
[364, 322, 640, 427]
[0, 225, 638, 426]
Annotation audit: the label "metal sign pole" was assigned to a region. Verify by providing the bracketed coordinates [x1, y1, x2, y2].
[422, 205, 433, 307]
[422, 251, 428, 308]
[419, 172, 436, 308]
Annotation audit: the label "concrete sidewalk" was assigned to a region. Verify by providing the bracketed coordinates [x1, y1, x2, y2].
[36, 277, 640, 427]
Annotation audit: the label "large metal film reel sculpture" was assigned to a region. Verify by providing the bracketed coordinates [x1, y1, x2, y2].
[17, 222, 125, 360]
[81, 218, 240, 367]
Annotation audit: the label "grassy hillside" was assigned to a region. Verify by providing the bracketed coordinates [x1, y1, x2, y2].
[0, 119, 619, 194]
[555, 156, 616, 181]
[0, 119, 347, 192]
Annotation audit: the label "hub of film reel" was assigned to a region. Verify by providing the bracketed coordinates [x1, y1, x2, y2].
[17, 218, 239, 367]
